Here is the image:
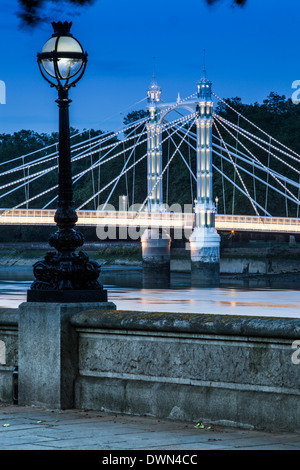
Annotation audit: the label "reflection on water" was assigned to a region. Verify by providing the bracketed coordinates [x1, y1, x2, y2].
[0, 266, 300, 318]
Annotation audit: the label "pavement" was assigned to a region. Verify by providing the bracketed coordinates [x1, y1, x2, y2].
[0, 404, 299, 451]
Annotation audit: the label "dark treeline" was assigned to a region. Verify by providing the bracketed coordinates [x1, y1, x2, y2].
[1, 91, 300, 218]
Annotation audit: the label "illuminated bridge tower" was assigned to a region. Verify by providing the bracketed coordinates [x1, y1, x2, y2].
[146, 75, 163, 211]
[189, 76, 220, 284]
[141, 75, 171, 285]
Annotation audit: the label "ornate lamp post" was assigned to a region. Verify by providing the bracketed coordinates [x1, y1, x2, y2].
[27, 21, 107, 302]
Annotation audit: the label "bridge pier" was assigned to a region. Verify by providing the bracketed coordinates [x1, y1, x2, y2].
[141, 229, 171, 287]
[189, 227, 220, 286]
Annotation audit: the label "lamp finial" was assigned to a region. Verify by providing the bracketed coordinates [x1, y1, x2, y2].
[52, 21, 72, 36]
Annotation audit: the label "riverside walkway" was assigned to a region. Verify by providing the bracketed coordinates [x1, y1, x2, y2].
[0, 405, 299, 450]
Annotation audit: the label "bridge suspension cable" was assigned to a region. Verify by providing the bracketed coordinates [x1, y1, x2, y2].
[101, 124, 147, 211]
[172, 112, 300, 217]
[212, 148, 299, 209]
[215, 121, 260, 217]
[13, 122, 150, 209]
[136, 116, 197, 215]
[212, 138, 300, 191]
[79, 112, 197, 211]
[14, 110, 197, 212]
[212, 163, 271, 217]
[0, 114, 150, 180]
[1, 114, 154, 209]
[215, 113, 300, 168]
[172, 122, 271, 216]
[0, 92, 198, 178]
[41, 122, 149, 210]
[213, 114, 300, 207]
[75, 112, 196, 209]
[0, 96, 149, 169]
[212, 92, 300, 161]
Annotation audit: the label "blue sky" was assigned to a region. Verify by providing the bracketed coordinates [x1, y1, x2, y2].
[0, 0, 299, 135]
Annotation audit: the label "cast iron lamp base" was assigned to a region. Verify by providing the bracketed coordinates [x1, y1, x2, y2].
[27, 227, 107, 303]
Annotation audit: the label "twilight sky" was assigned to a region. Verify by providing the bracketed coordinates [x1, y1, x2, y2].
[0, 0, 299, 135]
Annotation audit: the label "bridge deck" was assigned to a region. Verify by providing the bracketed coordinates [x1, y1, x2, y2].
[0, 209, 299, 234]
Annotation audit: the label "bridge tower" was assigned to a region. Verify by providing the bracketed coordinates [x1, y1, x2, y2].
[146, 74, 163, 211]
[189, 76, 220, 284]
[141, 75, 171, 285]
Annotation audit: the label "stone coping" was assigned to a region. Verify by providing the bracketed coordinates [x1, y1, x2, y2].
[70, 309, 300, 339]
[0, 309, 19, 326]
[2, 305, 300, 338]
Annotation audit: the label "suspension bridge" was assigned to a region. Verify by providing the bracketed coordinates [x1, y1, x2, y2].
[1, 72, 300, 281]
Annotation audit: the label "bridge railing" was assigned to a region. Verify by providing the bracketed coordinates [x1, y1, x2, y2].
[215, 215, 300, 233]
[0, 209, 195, 229]
[0, 209, 56, 225]
[79, 210, 195, 229]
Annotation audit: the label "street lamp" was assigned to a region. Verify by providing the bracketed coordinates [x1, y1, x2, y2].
[27, 21, 107, 302]
[215, 196, 219, 214]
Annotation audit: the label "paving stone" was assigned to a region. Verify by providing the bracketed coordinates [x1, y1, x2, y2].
[0, 405, 299, 451]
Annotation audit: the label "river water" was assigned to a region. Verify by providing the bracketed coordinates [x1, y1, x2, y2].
[1, 266, 300, 318]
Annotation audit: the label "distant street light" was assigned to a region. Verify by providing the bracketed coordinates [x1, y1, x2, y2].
[121, 195, 127, 212]
[27, 21, 107, 302]
[215, 196, 219, 214]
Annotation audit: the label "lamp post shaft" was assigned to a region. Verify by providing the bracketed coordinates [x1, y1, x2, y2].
[55, 87, 77, 230]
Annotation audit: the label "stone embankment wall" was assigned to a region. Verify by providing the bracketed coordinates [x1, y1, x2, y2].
[1, 306, 299, 432]
[0, 310, 18, 403]
[71, 310, 300, 432]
